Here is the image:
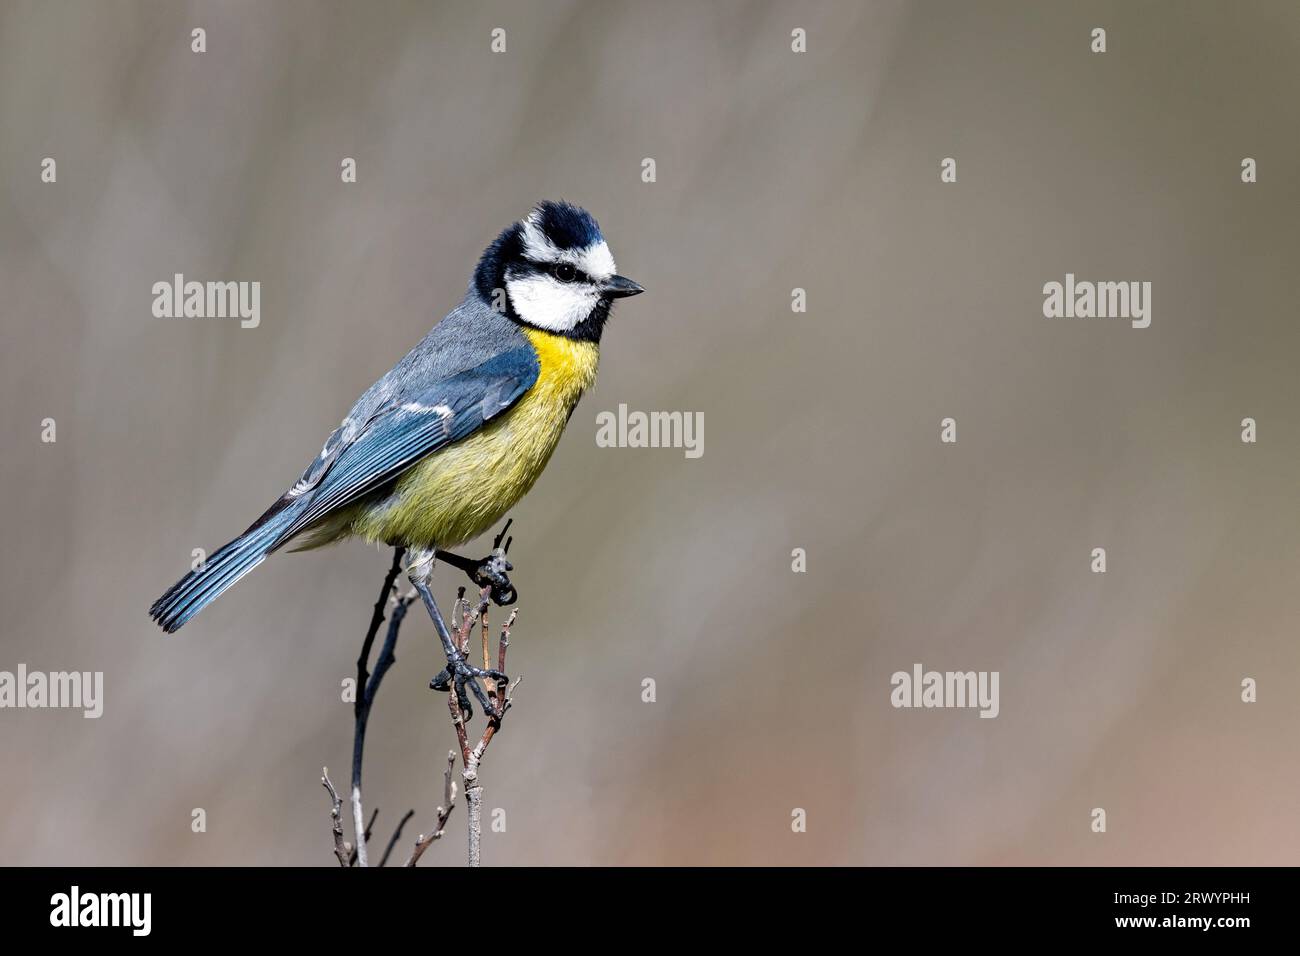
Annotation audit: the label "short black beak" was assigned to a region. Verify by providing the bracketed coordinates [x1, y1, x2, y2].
[603, 275, 644, 298]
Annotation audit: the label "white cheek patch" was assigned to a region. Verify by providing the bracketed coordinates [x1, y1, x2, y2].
[506, 274, 600, 332]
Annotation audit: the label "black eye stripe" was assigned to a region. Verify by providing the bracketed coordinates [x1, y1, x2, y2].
[520, 259, 591, 284]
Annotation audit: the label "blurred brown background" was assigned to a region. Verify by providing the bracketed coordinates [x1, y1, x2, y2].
[2, 0, 1298, 865]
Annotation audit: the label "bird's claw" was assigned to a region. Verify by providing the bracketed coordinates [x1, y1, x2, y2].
[472, 549, 516, 606]
[430, 656, 508, 722]
[435, 520, 518, 606]
[474, 519, 516, 605]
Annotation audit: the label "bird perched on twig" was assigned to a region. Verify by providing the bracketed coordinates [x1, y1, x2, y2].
[151, 200, 643, 694]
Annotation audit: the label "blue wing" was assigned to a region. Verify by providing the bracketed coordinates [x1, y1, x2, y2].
[150, 343, 539, 632]
[277, 346, 539, 542]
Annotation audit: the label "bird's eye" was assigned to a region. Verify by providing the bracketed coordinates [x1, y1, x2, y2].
[552, 263, 577, 283]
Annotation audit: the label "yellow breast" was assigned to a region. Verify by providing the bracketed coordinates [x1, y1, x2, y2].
[350, 328, 600, 549]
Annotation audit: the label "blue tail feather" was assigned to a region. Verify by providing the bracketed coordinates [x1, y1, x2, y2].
[149, 502, 302, 632]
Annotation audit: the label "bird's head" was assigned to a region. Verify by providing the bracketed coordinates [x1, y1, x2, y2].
[473, 200, 643, 342]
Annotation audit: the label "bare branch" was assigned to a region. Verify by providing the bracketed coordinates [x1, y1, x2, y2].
[378, 809, 415, 868]
[404, 751, 458, 867]
[498, 608, 516, 672]
[465, 783, 483, 867]
[347, 806, 381, 867]
[447, 602, 520, 867]
[321, 768, 350, 868]
[326, 535, 524, 869]
[355, 547, 407, 718]
[448, 675, 472, 765]
[349, 786, 366, 867]
[348, 546, 413, 867]
[481, 601, 493, 698]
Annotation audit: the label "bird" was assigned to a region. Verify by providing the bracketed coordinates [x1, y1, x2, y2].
[150, 200, 643, 685]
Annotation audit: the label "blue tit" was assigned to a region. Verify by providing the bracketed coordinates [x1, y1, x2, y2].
[151, 200, 642, 633]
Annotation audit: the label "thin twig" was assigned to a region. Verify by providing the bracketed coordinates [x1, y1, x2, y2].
[325, 536, 523, 869]
[321, 768, 350, 867]
[404, 751, 458, 866]
[356, 547, 407, 718]
[349, 546, 408, 867]
[348, 806, 381, 866]
[448, 675, 472, 765]
[378, 809, 415, 868]
[481, 602, 495, 699]
[458, 592, 485, 656]
[493, 609, 517, 708]
[446, 601, 520, 867]
[455, 586, 467, 635]
[498, 608, 516, 673]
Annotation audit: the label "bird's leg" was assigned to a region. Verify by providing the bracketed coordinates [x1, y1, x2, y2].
[434, 518, 517, 606]
[406, 548, 507, 721]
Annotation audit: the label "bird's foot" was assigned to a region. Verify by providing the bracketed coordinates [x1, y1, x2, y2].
[472, 548, 515, 606]
[436, 519, 517, 606]
[430, 654, 509, 722]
